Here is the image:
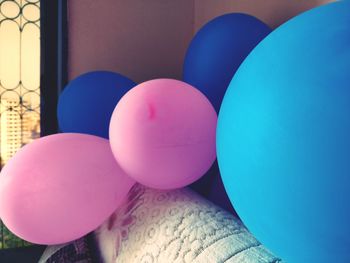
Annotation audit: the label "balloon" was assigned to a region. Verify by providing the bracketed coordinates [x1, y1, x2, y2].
[57, 71, 136, 138]
[183, 13, 271, 112]
[207, 169, 236, 216]
[217, 2, 350, 262]
[109, 79, 217, 189]
[0, 134, 135, 245]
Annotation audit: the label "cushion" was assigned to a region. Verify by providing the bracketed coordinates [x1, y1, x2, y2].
[94, 184, 281, 263]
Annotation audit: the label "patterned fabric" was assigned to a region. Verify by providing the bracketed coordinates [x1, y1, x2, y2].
[95, 184, 282, 263]
[39, 235, 99, 263]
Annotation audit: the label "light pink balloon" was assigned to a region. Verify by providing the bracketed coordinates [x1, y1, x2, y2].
[0, 133, 135, 245]
[109, 79, 217, 189]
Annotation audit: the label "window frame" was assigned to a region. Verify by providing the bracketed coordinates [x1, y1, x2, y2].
[40, 0, 68, 136]
[1, 0, 67, 258]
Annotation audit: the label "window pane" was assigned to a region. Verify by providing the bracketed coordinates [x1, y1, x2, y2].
[0, 0, 40, 249]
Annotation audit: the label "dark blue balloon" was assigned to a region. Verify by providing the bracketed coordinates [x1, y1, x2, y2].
[183, 13, 271, 112]
[207, 172, 236, 216]
[57, 71, 136, 138]
[217, 1, 350, 262]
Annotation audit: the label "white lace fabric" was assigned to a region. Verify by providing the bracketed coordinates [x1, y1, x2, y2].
[95, 184, 281, 263]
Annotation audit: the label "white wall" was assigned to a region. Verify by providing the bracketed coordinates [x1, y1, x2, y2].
[68, 0, 194, 83]
[68, 0, 334, 83]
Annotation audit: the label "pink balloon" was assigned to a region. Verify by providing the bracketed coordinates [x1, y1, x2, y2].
[109, 79, 217, 189]
[0, 133, 135, 245]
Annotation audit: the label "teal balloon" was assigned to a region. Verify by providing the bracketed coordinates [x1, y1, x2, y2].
[217, 1, 350, 262]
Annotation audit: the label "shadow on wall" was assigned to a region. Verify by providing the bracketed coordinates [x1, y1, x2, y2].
[67, 0, 335, 83]
[194, 0, 335, 31]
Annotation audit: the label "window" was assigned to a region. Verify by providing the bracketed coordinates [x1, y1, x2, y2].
[0, 0, 40, 167]
[0, 0, 40, 249]
[0, 0, 67, 249]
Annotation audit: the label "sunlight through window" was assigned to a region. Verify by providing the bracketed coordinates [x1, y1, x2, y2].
[0, 0, 40, 248]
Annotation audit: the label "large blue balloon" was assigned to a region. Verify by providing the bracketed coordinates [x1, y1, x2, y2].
[217, 1, 350, 262]
[183, 13, 271, 112]
[57, 71, 136, 138]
